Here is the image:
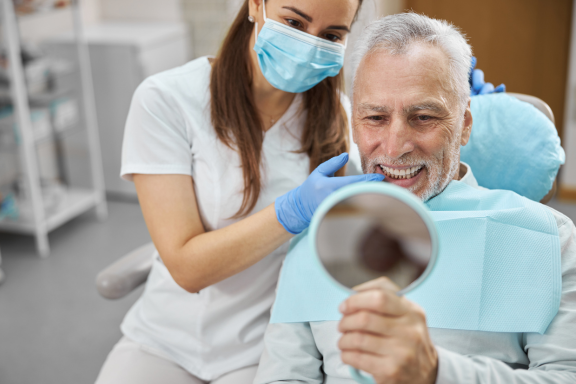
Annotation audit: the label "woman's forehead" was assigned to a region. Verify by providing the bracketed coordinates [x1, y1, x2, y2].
[270, 0, 359, 27]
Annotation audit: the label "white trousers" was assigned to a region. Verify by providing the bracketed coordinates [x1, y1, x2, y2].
[95, 337, 258, 384]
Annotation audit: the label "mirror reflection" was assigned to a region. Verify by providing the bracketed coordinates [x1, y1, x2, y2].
[316, 193, 432, 290]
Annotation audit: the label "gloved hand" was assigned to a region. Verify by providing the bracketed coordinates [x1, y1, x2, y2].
[275, 153, 385, 234]
[469, 57, 505, 95]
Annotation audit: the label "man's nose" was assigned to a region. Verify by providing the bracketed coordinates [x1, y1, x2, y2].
[382, 118, 414, 159]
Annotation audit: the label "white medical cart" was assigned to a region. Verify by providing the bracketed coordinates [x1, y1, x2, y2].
[0, 0, 107, 257]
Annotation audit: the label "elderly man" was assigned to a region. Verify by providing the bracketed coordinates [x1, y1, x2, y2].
[254, 13, 576, 384]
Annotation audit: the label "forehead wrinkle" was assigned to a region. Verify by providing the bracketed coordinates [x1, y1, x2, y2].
[357, 102, 391, 113]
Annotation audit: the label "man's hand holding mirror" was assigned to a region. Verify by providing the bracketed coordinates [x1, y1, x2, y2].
[312, 183, 439, 384]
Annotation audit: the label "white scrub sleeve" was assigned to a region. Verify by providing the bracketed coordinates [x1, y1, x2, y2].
[121, 78, 193, 182]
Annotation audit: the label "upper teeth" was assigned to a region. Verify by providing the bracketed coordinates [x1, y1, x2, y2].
[380, 165, 422, 179]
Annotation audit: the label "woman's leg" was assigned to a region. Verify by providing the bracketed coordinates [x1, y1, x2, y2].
[210, 365, 259, 384]
[95, 337, 206, 384]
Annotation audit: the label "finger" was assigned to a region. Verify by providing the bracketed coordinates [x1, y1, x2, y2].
[494, 83, 506, 93]
[338, 310, 400, 336]
[328, 173, 385, 190]
[353, 276, 401, 293]
[338, 331, 389, 355]
[315, 153, 348, 177]
[340, 288, 408, 317]
[471, 68, 485, 92]
[479, 82, 495, 95]
[341, 350, 396, 379]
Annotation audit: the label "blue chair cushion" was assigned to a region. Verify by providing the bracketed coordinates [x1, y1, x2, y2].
[461, 94, 565, 201]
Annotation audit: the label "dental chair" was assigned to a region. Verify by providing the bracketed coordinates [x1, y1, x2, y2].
[96, 93, 558, 300]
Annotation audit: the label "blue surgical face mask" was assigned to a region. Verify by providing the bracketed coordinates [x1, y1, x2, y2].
[253, 2, 347, 93]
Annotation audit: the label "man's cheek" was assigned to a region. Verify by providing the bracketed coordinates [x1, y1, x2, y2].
[357, 127, 383, 153]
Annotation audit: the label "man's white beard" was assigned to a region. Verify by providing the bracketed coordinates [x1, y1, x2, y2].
[360, 136, 461, 202]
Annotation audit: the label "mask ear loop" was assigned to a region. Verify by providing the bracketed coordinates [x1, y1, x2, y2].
[254, 1, 268, 43]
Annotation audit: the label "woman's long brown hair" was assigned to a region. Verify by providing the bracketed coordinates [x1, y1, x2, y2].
[210, 0, 361, 218]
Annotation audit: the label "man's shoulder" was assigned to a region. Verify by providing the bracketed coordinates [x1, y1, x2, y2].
[543, 205, 574, 253]
[462, 179, 573, 252]
[544, 205, 572, 229]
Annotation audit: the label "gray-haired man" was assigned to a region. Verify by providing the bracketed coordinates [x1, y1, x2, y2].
[254, 13, 576, 384]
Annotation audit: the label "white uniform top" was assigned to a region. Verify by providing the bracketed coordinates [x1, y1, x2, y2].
[254, 164, 576, 384]
[120, 56, 356, 380]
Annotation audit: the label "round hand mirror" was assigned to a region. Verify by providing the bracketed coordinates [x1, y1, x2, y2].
[311, 182, 438, 293]
[308, 183, 439, 383]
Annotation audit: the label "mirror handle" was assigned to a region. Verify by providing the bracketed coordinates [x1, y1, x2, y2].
[349, 367, 376, 384]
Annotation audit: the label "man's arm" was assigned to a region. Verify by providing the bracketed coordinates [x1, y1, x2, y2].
[338, 216, 576, 384]
[254, 322, 324, 384]
[435, 346, 576, 384]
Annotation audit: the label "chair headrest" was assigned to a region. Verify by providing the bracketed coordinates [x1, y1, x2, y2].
[461, 94, 565, 201]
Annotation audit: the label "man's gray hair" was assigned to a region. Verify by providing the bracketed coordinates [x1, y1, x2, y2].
[352, 12, 472, 106]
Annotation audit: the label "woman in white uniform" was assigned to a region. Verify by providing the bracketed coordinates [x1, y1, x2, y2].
[95, 0, 381, 383]
[95, 1, 499, 382]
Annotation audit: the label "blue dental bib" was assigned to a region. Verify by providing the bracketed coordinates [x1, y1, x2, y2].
[270, 181, 562, 334]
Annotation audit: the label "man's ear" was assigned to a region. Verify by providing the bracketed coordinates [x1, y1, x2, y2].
[460, 98, 473, 146]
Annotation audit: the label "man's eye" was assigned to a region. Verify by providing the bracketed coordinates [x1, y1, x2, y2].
[368, 116, 384, 121]
[287, 19, 303, 28]
[417, 115, 433, 121]
[324, 33, 341, 42]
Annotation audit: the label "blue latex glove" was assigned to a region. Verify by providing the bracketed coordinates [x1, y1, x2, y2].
[469, 57, 505, 95]
[275, 153, 385, 234]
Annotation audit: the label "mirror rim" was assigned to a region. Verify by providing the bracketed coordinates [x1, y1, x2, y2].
[309, 182, 439, 295]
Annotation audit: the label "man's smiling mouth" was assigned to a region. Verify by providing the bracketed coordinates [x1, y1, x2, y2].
[379, 165, 424, 180]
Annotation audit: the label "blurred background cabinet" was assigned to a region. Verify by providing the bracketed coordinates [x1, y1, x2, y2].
[0, 0, 107, 256]
[43, 22, 189, 199]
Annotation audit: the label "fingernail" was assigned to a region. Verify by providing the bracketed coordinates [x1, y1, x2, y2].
[339, 301, 347, 313]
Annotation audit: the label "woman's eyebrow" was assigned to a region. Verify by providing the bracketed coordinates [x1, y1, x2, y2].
[327, 25, 351, 32]
[282, 6, 351, 33]
[282, 6, 313, 22]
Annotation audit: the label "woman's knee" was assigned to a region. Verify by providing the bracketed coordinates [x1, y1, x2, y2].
[211, 365, 258, 384]
[95, 337, 204, 384]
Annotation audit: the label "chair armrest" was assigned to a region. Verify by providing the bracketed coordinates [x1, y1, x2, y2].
[96, 242, 156, 300]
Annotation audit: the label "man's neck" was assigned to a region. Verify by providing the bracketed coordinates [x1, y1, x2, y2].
[457, 163, 467, 181]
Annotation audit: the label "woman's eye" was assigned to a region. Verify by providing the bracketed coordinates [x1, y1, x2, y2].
[287, 19, 303, 28]
[324, 33, 341, 42]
